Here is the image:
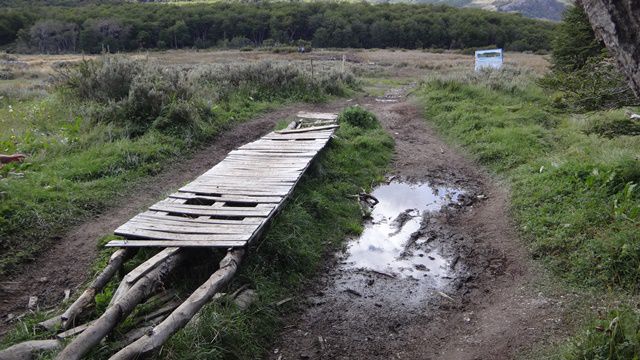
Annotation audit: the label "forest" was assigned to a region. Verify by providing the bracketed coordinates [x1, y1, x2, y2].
[0, 2, 555, 53]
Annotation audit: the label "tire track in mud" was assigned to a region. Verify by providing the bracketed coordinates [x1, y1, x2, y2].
[270, 88, 568, 360]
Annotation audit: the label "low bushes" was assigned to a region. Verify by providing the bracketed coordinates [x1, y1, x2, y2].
[60, 56, 357, 137]
[338, 106, 379, 129]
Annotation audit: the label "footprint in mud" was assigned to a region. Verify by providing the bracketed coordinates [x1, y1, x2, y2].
[343, 181, 463, 283]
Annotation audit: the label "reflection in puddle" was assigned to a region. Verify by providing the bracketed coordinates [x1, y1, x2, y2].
[344, 182, 463, 282]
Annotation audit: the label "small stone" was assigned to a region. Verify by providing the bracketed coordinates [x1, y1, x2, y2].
[27, 296, 38, 310]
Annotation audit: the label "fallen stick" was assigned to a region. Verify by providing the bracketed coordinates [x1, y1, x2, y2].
[39, 248, 134, 331]
[55, 249, 185, 360]
[0, 339, 61, 360]
[109, 249, 244, 360]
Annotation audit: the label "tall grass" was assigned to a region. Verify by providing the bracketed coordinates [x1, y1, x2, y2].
[417, 68, 640, 358]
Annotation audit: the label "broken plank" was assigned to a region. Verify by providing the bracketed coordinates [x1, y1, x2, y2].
[275, 125, 339, 134]
[148, 204, 273, 217]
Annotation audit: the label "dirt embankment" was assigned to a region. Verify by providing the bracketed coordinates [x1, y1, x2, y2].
[269, 90, 569, 360]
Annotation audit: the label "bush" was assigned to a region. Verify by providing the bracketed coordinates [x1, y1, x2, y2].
[338, 106, 379, 129]
[60, 56, 357, 137]
[60, 56, 208, 136]
[585, 115, 640, 138]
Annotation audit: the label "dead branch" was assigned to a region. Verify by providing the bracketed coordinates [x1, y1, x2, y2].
[109, 249, 244, 360]
[39, 248, 134, 332]
[55, 249, 185, 360]
[0, 340, 61, 360]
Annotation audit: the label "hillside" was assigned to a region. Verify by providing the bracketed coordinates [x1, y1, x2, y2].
[378, 0, 569, 21]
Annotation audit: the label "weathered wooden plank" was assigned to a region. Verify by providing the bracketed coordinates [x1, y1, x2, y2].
[296, 112, 338, 120]
[135, 212, 264, 225]
[107, 240, 247, 247]
[115, 228, 252, 241]
[168, 193, 283, 204]
[180, 185, 291, 196]
[228, 150, 317, 157]
[149, 203, 274, 217]
[121, 221, 256, 234]
[275, 125, 339, 134]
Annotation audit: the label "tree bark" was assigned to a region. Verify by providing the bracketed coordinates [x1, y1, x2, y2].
[579, 0, 640, 98]
[109, 249, 244, 360]
[0, 340, 61, 360]
[55, 249, 184, 360]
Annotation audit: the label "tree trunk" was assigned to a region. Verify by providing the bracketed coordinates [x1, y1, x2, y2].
[579, 0, 640, 98]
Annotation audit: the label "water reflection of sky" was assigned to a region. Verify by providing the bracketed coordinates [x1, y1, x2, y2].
[344, 182, 462, 280]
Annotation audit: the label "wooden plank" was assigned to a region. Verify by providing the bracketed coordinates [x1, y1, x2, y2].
[180, 185, 291, 196]
[296, 111, 338, 120]
[228, 150, 317, 157]
[121, 221, 256, 234]
[168, 193, 283, 204]
[169, 193, 281, 203]
[275, 125, 339, 134]
[135, 212, 265, 225]
[182, 184, 293, 193]
[116, 227, 253, 241]
[149, 203, 274, 217]
[106, 240, 246, 248]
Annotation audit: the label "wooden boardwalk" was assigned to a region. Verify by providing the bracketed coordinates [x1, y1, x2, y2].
[106, 112, 338, 248]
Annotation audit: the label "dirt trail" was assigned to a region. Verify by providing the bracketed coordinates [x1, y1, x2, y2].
[270, 89, 568, 359]
[0, 101, 352, 335]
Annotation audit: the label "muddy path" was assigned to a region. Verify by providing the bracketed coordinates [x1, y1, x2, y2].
[0, 100, 354, 335]
[269, 89, 568, 359]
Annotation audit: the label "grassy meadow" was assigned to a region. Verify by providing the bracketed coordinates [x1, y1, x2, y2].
[416, 66, 640, 358]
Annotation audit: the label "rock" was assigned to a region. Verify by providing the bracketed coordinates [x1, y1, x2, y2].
[27, 296, 38, 311]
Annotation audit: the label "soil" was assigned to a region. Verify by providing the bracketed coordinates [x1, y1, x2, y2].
[269, 89, 569, 360]
[0, 100, 352, 335]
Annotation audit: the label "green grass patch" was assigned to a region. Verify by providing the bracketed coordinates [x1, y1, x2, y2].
[417, 68, 640, 358]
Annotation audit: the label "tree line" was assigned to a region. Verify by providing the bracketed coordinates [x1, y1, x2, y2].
[0, 2, 556, 54]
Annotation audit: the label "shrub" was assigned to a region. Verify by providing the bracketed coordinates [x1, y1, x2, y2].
[338, 106, 378, 129]
[585, 116, 640, 138]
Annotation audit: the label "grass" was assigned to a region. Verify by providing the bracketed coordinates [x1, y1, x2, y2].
[0, 107, 394, 359]
[0, 56, 357, 275]
[417, 66, 640, 358]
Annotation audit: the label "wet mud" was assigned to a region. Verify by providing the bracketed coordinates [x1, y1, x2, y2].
[270, 87, 567, 360]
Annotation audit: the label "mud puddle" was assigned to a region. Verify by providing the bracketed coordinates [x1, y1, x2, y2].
[344, 181, 462, 284]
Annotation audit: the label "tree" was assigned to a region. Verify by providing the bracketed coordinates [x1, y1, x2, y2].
[550, 5, 603, 72]
[579, 0, 640, 98]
